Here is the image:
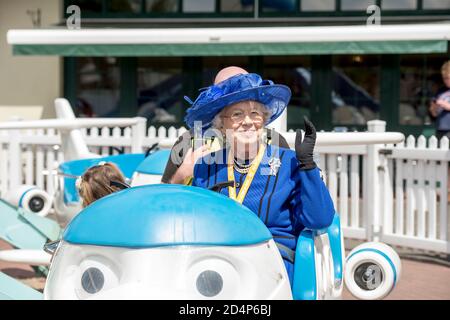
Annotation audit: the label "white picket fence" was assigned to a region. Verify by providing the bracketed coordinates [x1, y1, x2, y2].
[0, 121, 448, 254]
[316, 132, 449, 253]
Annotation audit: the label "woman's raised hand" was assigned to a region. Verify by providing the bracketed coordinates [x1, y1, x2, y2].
[295, 117, 317, 171]
[183, 145, 211, 169]
[170, 145, 210, 184]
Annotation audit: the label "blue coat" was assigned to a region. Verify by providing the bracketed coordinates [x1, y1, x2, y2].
[192, 145, 335, 284]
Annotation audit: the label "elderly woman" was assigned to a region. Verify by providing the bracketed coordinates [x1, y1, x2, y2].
[163, 67, 291, 184]
[182, 71, 335, 285]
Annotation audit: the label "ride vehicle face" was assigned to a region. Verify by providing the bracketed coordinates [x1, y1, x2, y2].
[44, 185, 292, 300]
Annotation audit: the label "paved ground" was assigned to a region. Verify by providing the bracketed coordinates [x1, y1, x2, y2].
[0, 241, 46, 291]
[1, 239, 449, 299]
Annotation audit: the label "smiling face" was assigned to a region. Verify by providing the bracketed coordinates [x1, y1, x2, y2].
[44, 240, 292, 300]
[219, 101, 269, 157]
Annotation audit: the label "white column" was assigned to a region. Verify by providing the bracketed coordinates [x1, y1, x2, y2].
[366, 120, 386, 242]
[8, 129, 22, 190]
[131, 117, 147, 154]
[267, 108, 287, 133]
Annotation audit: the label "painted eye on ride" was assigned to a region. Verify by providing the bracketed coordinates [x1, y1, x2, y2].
[81, 267, 105, 294]
[196, 270, 223, 297]
[76, 257, 119, 299]
[188, 258, 240, 299]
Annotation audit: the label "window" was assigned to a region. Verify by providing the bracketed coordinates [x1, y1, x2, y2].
[262, 56, 311, 129]
[332, 55, 380, 126]
[75, 58, 120, 117]
[108, 0, 142, 13]
[66, 0, 103, 13]
[341, 0, 376, 11]
[381, 0, 417, 10]
[201, 57, 250, 87]
[301, 0, 335, 11]
[183, 0, 215, 13]
[261, 0, 296, 12]
[64, 0, 450, 18]
[146, 0, 179, 12]
[221, 0, 254, 12]
[137, 58, 183, 125]
[399, 55, 447, 126]
[423, 0, 450, 9]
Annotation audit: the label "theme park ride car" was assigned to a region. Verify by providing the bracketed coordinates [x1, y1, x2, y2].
[43, 183, 400, 300]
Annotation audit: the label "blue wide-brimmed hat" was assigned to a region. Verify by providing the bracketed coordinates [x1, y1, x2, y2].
[184, 73, 291, 129]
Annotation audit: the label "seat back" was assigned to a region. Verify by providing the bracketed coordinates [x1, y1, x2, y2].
[291, 213, 344, 300]
[134, 149, 171, 175]
[54, 98, 97, 161]
[58, 153, 146, 204]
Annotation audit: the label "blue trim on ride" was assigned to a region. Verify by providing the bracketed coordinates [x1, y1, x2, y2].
[59, 153, 146, 204]
[326, 214, 343, 282]
[347, 248, 398, 285]
[18, 187, 36, 208]
[63, 176, 78, 204]
[135, 150, 171, 175]
[59, 153, 146, 177]
[63, 184, 273, 248]
[292, 230, 317, 300]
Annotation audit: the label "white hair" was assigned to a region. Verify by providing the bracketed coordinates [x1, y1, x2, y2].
[211, 101, 272, 131]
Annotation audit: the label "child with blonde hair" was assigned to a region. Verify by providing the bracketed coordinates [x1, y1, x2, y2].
[76, 162, 128, 207]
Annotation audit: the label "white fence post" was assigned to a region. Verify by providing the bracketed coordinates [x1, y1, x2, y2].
[405, 136, 416, 237]
[427, 136, 438, 240]
[416, 136, 427, 239]
[131, 117, 147, 153]
[8, 129, 22, 190]
[438, 137, 449, 243]
[267, 108, 287, 132]
[365, 120, 386, 242]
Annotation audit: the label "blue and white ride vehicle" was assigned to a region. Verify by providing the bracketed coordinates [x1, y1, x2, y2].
[44, 176, 401, 300]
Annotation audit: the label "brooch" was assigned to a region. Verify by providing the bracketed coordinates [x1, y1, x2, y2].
[268, 157, 281, 176]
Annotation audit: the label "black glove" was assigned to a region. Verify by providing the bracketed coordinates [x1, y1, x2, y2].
[295, 117, 317, 171]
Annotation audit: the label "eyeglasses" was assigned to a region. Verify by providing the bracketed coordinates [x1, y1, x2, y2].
[222, 110, 264, 123]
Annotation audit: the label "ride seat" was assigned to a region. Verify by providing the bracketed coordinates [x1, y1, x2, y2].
[292, 213, 344, 300]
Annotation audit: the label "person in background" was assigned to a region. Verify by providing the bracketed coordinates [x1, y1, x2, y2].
[429, 60, 450, 140]
[429, 60, 450, 202]
[77, 162, 128, 207]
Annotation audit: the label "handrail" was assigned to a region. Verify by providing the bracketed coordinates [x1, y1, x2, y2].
[156, 131, 405, 149]
[285, 131, 405, 147]
[0, 118, 146, 131]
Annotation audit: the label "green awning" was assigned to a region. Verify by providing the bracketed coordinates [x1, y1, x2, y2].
[12, 40, 448, 56]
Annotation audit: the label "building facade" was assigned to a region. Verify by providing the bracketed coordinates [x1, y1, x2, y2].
[0, 0, 62, 119]
[4, 0, 450, 136]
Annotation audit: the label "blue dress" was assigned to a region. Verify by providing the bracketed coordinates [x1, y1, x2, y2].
[192, 144, 335, 286]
